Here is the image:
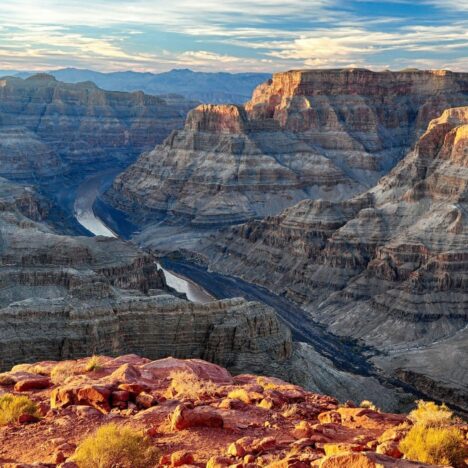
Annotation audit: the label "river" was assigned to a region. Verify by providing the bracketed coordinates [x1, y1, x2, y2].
[72, 171, 432, 406]
[74, 170, 214, 304]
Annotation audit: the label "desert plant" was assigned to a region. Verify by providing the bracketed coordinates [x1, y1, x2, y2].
[85, 355, 103, 373]
[168, 370, 218, 399]
[408, 400, 454, 428]
[360, 400, 379, 411]
[0, 394, 40, 425]
[50, 361, 78, 385]
[227, 388, 253, 404]
[72, 423, 159, 468]
[400, 424, 466, 466]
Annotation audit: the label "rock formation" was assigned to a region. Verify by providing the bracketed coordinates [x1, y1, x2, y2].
[196, 106, 468, 411]
[105, 69, 468, 231]
[0, 74, 197, 183]
[0, 354, 465, 466]
[0, 178, 290, 378]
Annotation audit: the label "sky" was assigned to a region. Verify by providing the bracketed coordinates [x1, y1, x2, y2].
[0, 0, 467, 73]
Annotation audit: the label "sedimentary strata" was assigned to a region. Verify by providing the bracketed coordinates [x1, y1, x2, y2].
[105, 69, 468, 228]
[0, 73, 197, 182]
[196, 107, 468, 410]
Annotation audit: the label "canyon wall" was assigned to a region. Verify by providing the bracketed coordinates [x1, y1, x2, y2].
[0, 178, 291, 379]
[0, 74, 197, 182]
[105, 69, 468, 229]
[197, 106, 468, 410]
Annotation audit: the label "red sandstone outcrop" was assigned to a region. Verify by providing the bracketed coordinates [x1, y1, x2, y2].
[2, 355, 459, 466]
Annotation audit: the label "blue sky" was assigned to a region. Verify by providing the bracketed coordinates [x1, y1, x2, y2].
[0, 0, 466, 73]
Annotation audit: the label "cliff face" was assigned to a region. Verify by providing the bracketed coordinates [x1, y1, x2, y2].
[0, 74, 197, 182]
[105, 69, 468, 228]
[0, 178, 290, 378]
[198, 107, 468, 410]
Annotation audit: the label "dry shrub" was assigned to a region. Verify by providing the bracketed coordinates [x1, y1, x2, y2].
[72, 423, 159, 468]
[399, 400, 466, 467]
[360, 400, 379, 411]
[282, 404, 299, 418]
[0, 374, 15, 386]
[51, 361, 79, 385]
[399, 424, 466, 466]
[408, 400, 453, 427]
[227, 388, 252, 404]
[168, 370, 218, 399]
[85, 355, 104, 373]
[0, 394, 40, 425]
[256, 376, 278, 390]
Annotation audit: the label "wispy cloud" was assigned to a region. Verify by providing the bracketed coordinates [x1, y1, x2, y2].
[0, 0, 466, 72]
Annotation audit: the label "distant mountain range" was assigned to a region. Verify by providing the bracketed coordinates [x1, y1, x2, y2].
[0, 68, 270, 103]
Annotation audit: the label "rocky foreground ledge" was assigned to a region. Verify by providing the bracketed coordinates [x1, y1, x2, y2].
[1, 355, 466, 467]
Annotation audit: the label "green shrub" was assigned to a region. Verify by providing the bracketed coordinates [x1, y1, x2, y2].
[400, 424, 466, 466]
[360, 400, 379, 411]
[0, 394, 40, 425]
[72, 423, 159, 468]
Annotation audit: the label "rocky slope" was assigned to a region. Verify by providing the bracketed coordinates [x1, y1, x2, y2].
[2, 354, 461, 467]
[104, 69, 468, 232]
[195, 106, 468, 411]
[0, 74, 197, 183]
[0, 178, 291, 379]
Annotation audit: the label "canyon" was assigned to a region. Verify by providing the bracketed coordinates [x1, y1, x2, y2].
[0, 67, 467, 426]
[99, 69, 468, 413]
[0, 73, 197, 184]
[188, 106, 468, 412]
[104, 69, 468, 240]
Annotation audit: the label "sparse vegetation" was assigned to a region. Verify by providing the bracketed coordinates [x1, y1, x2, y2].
[400, 424, 466, 466]
[72, 423, 159, 468]
[168, 370, 218, 399]
[407, 400, 453, 427]
[50, 361, 78, 385]
[227, 388, 252, 404]
[360, 400, 379, 411]
[85, 355, 103, 373]
[399, 401, 467, 466]
[0, 394, 40, 425]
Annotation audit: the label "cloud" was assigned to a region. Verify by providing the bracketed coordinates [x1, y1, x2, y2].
[0, 0, 466, 72]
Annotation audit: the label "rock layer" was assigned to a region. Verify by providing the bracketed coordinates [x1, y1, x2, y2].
[105, 69, 468, 228]
[0, 178, 290, 378]
[0, 74, 197, 182]
[196, 106, 468, 410]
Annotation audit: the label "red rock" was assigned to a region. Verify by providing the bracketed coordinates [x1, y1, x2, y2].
[109, 363, 141, 383]
[170, 404, 224, 431]
[170, 450, 195, 466]
[253, 436, 276, 452]
[17, 413, 40, 424]
[142, 357, 232, 383]
[76, 385, 112, 413]
[118, 382, 149, 396]
[227, 441, 245, 457]
[318, 411, 342, 424]
[111, 390, 130, 408]
[206, 456, 232, 468]
[135, 391, 156, 409]
[14, 377, 51, 392]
